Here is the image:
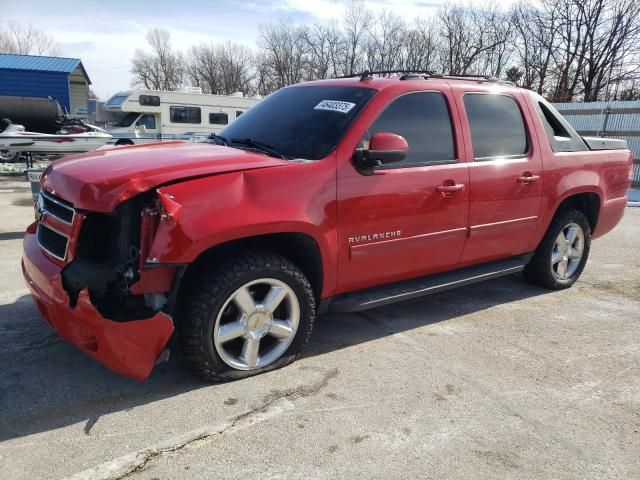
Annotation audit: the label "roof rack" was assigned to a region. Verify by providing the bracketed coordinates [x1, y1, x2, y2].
[335, 70, 514, 85]
[335, 70, 436, 81]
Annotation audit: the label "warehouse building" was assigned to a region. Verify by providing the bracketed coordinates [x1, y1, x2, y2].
[554, 100, 640, 188]
[0, 53, 91, 117]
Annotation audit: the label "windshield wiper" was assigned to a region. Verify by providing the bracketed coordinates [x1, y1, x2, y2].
[208, 133, 229, 146]
[230, 137, 289, 159]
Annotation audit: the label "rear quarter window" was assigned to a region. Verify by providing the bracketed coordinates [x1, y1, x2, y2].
[534, 101, 588, 152]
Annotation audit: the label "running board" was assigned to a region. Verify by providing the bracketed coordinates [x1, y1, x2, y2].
[321, 254, 532, 313]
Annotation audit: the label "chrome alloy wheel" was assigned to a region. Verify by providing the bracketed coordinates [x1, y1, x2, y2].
[551, 222, 585, 280]
[213, 278, 300, 370]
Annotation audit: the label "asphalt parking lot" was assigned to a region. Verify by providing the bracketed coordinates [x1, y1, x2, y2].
[0, 176, 638, 480]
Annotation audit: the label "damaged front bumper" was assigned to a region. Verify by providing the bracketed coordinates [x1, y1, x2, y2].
[22, 229, 174, 381]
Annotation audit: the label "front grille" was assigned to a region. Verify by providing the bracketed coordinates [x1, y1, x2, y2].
[37, 223, 69, 261]
[40, 190, 75, 224]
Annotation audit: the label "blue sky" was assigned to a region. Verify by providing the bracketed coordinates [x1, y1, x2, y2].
[0, 0, 515, 99]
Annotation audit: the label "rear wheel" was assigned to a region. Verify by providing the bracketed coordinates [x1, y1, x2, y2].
[178, 252, 316, 382]
[524, 209, 591, 289]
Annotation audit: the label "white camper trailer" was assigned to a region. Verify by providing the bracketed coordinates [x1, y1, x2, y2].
[103, 87, 261, 145]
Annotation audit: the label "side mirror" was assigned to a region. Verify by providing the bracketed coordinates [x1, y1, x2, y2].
[137, 124, 147, 133]
[354, 132, 408, 174]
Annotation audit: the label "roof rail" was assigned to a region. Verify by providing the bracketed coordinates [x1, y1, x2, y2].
[335, 70, 515, 85]
[335, 70, 436, 81]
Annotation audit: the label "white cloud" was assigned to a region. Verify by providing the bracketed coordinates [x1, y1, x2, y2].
[274, 0, 517, 23]
[276, 0, 346, 21]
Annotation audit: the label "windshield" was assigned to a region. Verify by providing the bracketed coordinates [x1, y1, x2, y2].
[116, 112, 140, 127]
[220, 85, 376, 160]
[106, 94, 129, 108]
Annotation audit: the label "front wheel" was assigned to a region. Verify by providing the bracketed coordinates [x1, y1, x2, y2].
[524, 209, 591, 290]
[178, 252, 316, 382]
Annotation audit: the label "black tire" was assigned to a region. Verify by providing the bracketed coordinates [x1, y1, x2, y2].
[524, 208, 591, 290]
[178, 251, 316, 382]
[115, 139, 134, 146]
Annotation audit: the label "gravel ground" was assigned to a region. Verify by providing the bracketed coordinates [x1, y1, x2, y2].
[0, 176, 638, 480]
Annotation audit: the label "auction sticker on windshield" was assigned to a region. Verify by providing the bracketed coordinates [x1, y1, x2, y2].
[314, 100, 356, 114]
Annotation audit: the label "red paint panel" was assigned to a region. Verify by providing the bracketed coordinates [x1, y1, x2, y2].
[22, 232, 173, 381]
[350, 228, 467, 261]
[450, 86, 544, 264]
[30, 76, 633, 312]
[41, 142, 290, 212]
[335, 84, 470, 293]
[129, 266, 177, 295]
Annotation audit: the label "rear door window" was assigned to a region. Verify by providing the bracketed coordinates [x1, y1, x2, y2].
[463, 94, 528, 160]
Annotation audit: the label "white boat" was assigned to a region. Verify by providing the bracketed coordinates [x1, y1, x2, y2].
[0, 119, 112, 155]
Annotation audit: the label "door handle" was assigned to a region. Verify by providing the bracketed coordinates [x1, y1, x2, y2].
[518, 173, 540, 184]
[436, 183, 465, 196]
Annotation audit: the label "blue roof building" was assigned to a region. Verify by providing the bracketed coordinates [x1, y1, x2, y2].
[0, 53, 91, 116]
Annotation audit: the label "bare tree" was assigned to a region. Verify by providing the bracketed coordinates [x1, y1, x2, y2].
[258, 20, 308, 91]
[403, 19, 440, 72]
[0, 21, 62, 56]
[299, 22, 344, 79]
[341, 0, 372, 75]
[511, 1, 560, 92]
[438, 3, 513, 76]
[125, 1, 640, 101]
[186, 43, 220, 93]
[217, 42, 256, 94]
[364, 9, 406, 72]
[187, 41, 255, 95]
[580, 0, 640, 101]
[549, 0, 589, 101]
[511, 0, 640, 102]
[131, 28, 184, 90]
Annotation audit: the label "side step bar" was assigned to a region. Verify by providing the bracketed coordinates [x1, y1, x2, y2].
[321, 254, 533, 313]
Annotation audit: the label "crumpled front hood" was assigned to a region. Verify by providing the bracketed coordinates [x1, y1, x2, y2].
[41, 142, 290, 211]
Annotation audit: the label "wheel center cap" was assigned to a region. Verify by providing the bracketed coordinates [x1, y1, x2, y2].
[247, 309, 272, 335]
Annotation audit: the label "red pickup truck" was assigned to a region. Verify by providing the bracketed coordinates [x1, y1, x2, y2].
[22, 73, 632, 381]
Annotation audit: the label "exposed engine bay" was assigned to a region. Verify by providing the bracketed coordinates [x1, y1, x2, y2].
[60, 192, 179, 321]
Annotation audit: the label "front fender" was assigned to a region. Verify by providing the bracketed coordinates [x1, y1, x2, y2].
[145, 163, 338, 294]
